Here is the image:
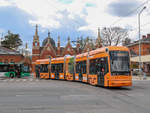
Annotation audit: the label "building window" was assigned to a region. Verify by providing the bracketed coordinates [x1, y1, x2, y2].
[147, 48, 150, 54]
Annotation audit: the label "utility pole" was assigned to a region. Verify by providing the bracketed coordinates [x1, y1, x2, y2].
[138, 6, 146, 80]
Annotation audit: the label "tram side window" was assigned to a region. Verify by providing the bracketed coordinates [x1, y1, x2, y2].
[59, 63, 63, 73]
[90, 59, 96, 74]
[9, 65, 15, 71]
[82, 61, 86, 74]
[104, 57, 108, 74]
[0, 65, 9, 72]
[51, 64, 55, 73]
[76, 62, 81, 73]
[96, 58, 108, 75]
[40, 64, 48, 73]
[22, 65, 30, 73]
[55, 63, 63, 73]
[89, 57, 108, 75]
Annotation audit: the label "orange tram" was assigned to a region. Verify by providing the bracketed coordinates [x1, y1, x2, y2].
[34, 46, 132, 87]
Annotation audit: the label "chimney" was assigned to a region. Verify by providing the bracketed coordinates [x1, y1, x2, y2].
[142, 35, 146, 39]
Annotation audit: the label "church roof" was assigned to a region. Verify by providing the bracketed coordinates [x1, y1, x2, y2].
[42, 32, 56, 48]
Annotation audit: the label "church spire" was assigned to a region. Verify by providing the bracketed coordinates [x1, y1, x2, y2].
[47, 31, 50, 43]
[33, 24, 40, 48]
[96, 27, 102, 48]
[48, 31, 50, 37]
[25, 43, 28, 49]
[25, 43, 28, 56]
[35, 24, 38, 37]
[68, 36, 70, 43]
[76, 37, 80, 54]
[98, 27, 100, 39]
[57, 36, 61, 56]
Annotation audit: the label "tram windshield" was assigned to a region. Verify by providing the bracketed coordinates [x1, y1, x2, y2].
[110, 51, 130, 75]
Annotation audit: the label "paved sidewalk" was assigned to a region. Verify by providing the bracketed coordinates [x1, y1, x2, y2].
[132, 76, 150, 80]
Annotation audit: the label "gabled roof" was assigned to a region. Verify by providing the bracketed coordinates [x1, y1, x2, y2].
[127, 36, 150, 47]
[0, 46, 21, 55]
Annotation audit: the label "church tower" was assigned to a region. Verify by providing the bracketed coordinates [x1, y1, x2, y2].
[32, 24, 40, 63]
[57, 36, 61, 56]
[76, 37, 80, 54]
[96, 27, 102, 48]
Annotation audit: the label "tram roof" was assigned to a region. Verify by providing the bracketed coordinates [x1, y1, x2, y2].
[75, 46, 129, 58]
[36, 59, 49, 64]
[51, 57, 64, 61]
[35, 46, 129, 63]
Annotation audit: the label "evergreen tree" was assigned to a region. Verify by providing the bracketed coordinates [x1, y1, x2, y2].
[1, 30, 22, 49]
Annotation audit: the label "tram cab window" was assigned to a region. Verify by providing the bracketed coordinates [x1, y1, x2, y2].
[40, 64, 48, 73]
[109, 51, 130, 75]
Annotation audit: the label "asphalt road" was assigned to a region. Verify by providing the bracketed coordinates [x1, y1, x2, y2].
[0, 78, 150, 113]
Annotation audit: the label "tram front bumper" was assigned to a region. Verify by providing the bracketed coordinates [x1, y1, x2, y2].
[109, 80, 132, 87]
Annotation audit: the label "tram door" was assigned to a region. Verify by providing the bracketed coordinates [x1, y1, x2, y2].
[55, 64, 59, 79]
[78, 62, 82, 81]
[97, 58, 108, 86]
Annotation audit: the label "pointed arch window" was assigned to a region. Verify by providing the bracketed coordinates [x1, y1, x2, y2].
[34, 42, 37, 46]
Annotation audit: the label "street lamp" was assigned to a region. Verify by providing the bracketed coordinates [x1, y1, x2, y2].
[138, 6, 146, 80]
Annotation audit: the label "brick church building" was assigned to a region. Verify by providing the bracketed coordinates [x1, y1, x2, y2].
[32, 25, 102, 71]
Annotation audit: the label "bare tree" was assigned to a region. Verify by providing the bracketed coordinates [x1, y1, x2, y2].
[78, 36, 95, 50]
[101, 27, 129, 46]
[122, 37, 131, 46]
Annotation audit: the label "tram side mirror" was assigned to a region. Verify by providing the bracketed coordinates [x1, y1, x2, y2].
[105, 48, 109, 53]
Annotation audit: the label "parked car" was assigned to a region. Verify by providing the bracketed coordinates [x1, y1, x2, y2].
[132, 68, 141, 76]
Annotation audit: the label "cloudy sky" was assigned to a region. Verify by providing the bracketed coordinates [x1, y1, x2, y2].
[0, 0, 150, 49]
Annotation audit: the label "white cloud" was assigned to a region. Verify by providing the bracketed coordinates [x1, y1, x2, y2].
[0, 0, 150, 40]
[0, 0, 13, 7]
